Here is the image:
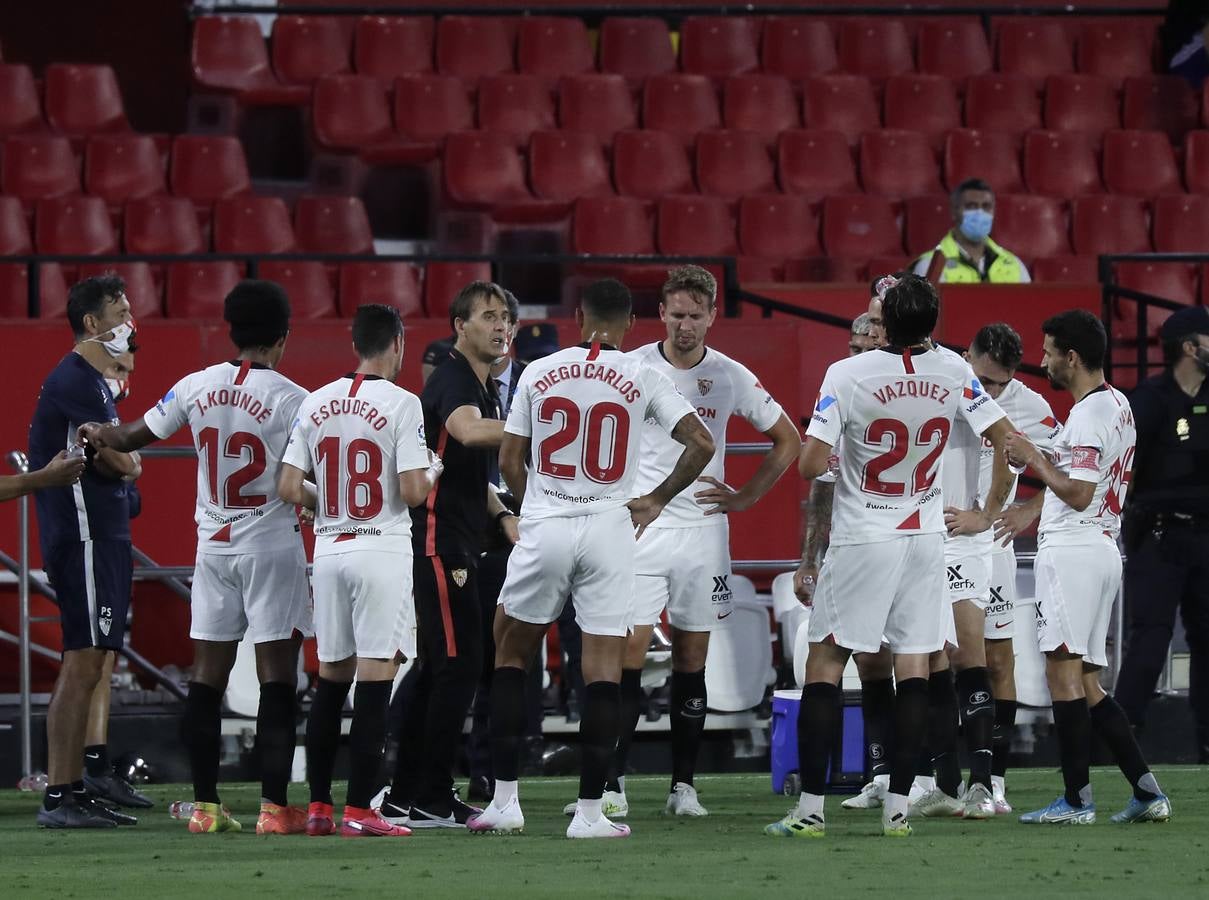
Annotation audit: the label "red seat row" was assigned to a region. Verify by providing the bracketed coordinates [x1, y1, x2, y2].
[0, 63, 129, 138]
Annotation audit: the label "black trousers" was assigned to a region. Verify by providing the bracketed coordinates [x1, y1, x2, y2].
[399, 553, 483, 808]
[1115, 525, 1209, 746]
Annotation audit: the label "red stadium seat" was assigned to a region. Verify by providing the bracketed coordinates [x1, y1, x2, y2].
[723, 75, 800, 144]
[1076, 21, 1156, 84]
[964, 74, 1041, 133]
[1, 135, 79, 203]
[761, 17, 837, 79]
[641, 74, 722, 147]
[442, 131, 531, 207]
[558, 74, 637, 146]
[353, 16, 434, 80]
[435, 16, 514, 82]
[738, 193, 821, 258]
[1102, 129, 1179, 197]
[996, 19, 1073, 84]
[26, 264, 70, 318]
[1116, 261, 1197, 306]
[477, 75, 556, 147]
[190, 15, 308, 105]
[529, 131, 611, 203]
[76, 261, 162, 319]
[884, 75, 961, 149]
[1031, 255, 1098, 283]
[822, 194, 903, 260]
[257, 260, 337, 318]
[517, 16, 592, 81]
[917, 19, 991, 79]
[294, 194, 373, 254]
[1153, 194, 1209, 252]
[572, 196, 655, 255]
[696, 130, 775, 199]
[0, 65, 44, 135]
[860, 130, 942, 199]
[424, 261, 492, 319]
[124, 195, 204, 254]
[992, 194, 1072, 259]
[213, 196, 296, 254]
[657, 195, 737, 255]
[338, 262, 423, 317]
[1122, 75, 1199, 143]
[166, 261, 244, 318]
[169, 135, 251, 203]
[944, 129, 1023, 193]
[0, 196, 31, 254]
[1071, 195, 1150, 254]
[44, 64, 129, 136]
[837, 19, 914, 81]
[599, 17, 675, 83]
[778, 129, 858, 199]
[84, 135, 166, 208]
[394, 74, 474, 145]
[35, 196, 117, 254]
[904, 195, 952, 257]
[312, 74, 394, 151]
[1043, 74, 1120, 135]
[1023, 130, 1101, 198]
[680, 16, 761, 79]
[801, 75, 879, 147]
[1186, 131, 1209, 194]
[271, 16, 351, 86]
[613, 130, 693, 200]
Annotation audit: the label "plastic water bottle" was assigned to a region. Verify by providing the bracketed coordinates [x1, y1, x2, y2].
[17, 772, 48, 792]
[168, 800, 195, 820]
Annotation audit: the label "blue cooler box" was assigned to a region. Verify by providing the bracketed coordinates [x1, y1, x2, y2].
[770, 688, 865, 794]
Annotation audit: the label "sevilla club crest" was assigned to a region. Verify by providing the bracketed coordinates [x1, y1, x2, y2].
[451, 569, 468, 588]
[697, 378, 713, 396]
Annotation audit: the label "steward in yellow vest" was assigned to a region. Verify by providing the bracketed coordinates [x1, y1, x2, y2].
[912, 179, 1032, 284]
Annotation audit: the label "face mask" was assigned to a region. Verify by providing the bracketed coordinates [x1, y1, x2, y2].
[959, 209, 993, 243]
[87, 320, 135, 358]
[105, 376, 130, 404]
[1194, 346, 1209, 375]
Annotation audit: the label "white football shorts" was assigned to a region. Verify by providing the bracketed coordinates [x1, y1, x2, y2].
[984, 546, 1018, 639]
[311, 548, 413, 662]
[943, 540, 991, 608]
[632, 523, 733, 631]
[190, 545, 313, 643]
[1034, 539, 1122, 668]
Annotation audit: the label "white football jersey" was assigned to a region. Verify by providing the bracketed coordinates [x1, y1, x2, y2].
[1038, 384, 1135, 546]
[283, 374, 431, 557]
[807, 346, 1006, 546]
[938, 346, 986, 514]
[628, 342, 784, 528]
[143, 361, 307, 555]
[505, 343, 697, 520]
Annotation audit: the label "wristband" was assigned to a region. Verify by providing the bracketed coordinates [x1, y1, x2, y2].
[494, 509, 515, 526]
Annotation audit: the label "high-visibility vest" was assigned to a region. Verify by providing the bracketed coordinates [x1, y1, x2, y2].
[918, 232, 1027, 284]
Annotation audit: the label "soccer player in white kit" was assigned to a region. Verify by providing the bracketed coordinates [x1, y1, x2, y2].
[588, 265, 800, 819]
[1004, 310, 1171, 825]
[278, 304, 443, 838]
[80, 281, 313, 835]
[765, 275, 1013, 838]
[467, 279, 714, 839]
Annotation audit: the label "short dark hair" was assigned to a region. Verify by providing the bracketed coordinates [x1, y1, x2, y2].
[971, 322, 1024, 370]
[1042, 309, 1107, 371]
[582, 278, 632, 322]
[67, 273, 126, 339]
[502, 288, 520, 325]
[1162, 332, 1199, 365]
[449, 280, 508, 331]
[951, 177, 994, 210]
[881, 274, 938, 347]
[224, 280, 291, 349]
[352, 303, 403, 358]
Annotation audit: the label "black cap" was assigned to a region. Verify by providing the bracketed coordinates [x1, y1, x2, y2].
[1160, 305, 1209, 342]
[422, 335, 455, 367]
[513, 323, 560, 363]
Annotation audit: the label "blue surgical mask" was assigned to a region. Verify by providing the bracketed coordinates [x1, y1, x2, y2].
[959, 209, 993, 243]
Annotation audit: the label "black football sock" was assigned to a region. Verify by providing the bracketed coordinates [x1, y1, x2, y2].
[256, 681, 297, 807]
[860, 677, 895, 779]
[928, 669, 962, 797]
[489, 666, 527, 783]
[346, 680, 392, 810]
[71, 780, 88, 799]
[84, 744, 110, 778]
[1051, 698, 1093, 808]
[670, 668, 707, 790]
[579, 681, 621, 801]
[798, 681, 841, 796]
[955, 667, 995, 790]
[608, 668, 642, 793]
[992, 699, 1018, 779]
[305, 677, 351, 806]
[43, 784, 71, 811]
[1090, 695, 1160, 801]
[890, 678, 929, 797]
[182, 681, 224, 804]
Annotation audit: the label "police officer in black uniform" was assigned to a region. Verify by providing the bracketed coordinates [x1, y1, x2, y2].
[1116, 305, 1209, 762]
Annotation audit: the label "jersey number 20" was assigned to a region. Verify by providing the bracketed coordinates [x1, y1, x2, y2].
[537, 397, 630, 484]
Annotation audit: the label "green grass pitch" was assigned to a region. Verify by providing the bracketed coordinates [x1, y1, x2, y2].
[1, 767, 1206, 898]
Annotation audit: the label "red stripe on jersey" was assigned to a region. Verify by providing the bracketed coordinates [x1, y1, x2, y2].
[586, 340, 601, 361]
[233, 360, 252, 386]
[431, 556, 458, 657]
[210, 523, 232, 542]
[334, 533, 356, 543]
[1041, 416, 1058, 428]
[423, 428, 449, 558]
[901, 350, 915, 375]
[348, 374, 365, 397]
[896, 509, 921, 530]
